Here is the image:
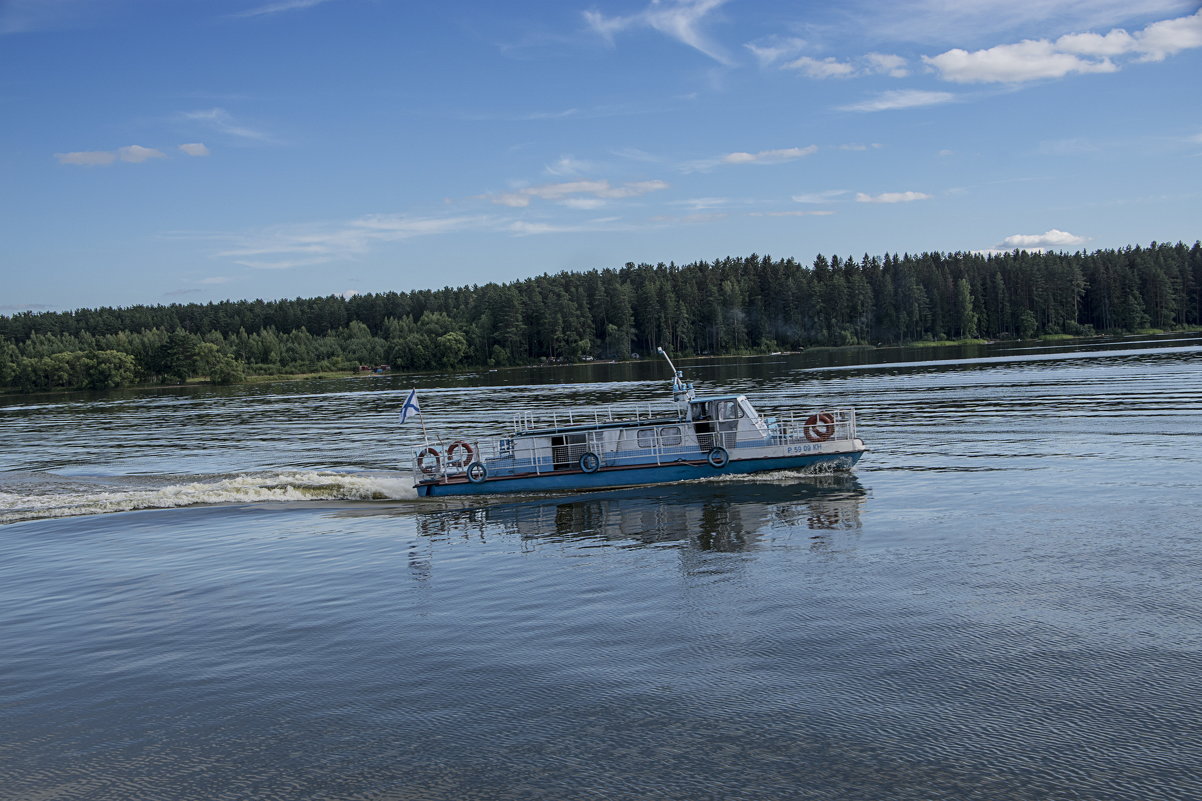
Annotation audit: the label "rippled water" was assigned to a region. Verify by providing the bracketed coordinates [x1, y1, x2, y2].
[2, 334, 1201, 800]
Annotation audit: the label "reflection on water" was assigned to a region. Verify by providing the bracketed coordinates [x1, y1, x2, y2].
[414, 474, 866, 553]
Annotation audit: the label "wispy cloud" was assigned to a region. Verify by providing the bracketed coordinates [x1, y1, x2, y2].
[722, 146, 817, 165]
[749, 210, 836, 217]
[856, 191, 932, 203]
[544, 155, 597, 176]
[793, 190, 850, 204]
[55, 150, 117, 166]
[179, 143, 210, 157]
[784, 56, 858, 79]
[231, 0, 337, 19]
[584, 0, 733, 65]
[682, 145, 817, 172]
[744, 36, 807, 67]
[0, 302, 53, 312]
[180, 108, 275, 143]
[924, 9, 1202, 83]
[844, 0, 1192, 48]
[214, 214, 500, 269]
[1, 0, 103, 35]
[487, 179, 669, 208]
[838, 89, 956, 112]
[55, 145, 167, 166]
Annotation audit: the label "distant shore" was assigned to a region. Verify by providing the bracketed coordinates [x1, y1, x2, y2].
[5, 328, 1198, 399]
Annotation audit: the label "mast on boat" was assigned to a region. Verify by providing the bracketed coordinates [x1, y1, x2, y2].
[657, 347, 696, 405]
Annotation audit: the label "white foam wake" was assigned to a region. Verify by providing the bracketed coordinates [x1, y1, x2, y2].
[0, 470, 419, 525]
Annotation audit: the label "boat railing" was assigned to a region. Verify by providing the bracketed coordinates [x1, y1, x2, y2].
[412, 407, 858, 483]
[512, 402, 683, 434]
[768, 408, 857, 446]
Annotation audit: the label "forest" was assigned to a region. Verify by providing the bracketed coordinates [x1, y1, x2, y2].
[2, 241, 1200, 392]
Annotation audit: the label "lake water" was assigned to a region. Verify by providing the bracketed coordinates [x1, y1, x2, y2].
[2, 335, 1201, 800]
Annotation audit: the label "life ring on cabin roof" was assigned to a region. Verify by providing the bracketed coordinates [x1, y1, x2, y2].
[803, 412, 836, 443]
[417, 447, 441, 474]
[446, 440, 476, 468]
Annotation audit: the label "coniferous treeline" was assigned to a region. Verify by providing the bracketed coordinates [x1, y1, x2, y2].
[2, 242, 1199, 392]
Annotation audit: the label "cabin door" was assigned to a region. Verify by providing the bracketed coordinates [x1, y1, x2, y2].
[551, 433, 587, 470]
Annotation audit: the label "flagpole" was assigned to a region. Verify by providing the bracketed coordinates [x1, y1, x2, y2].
[415, 387, 431, 449]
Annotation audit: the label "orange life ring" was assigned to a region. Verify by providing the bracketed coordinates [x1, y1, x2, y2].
[446, 440, 476, 468]
[417, 447, 441, 474]
[803, 412, 836, 442]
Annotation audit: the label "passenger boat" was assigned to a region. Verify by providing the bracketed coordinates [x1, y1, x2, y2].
[411, 349, 867, 497]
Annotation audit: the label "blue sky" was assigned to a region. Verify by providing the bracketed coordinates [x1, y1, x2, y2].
[2, 0, 1200, 313]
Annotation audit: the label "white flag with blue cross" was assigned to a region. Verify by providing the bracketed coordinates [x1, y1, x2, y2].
[399, 388, 422, 425]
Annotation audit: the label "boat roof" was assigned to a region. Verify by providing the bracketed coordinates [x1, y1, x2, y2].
[693, 394, 748, 402]
[515, 416, 685, 437]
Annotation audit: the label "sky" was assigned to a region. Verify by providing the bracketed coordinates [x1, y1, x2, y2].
[2, 0, 1201, 313]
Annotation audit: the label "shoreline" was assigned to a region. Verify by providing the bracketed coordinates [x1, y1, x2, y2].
[3, 328, 1198, 398]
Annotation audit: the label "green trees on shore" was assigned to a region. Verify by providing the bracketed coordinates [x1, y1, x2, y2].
[2, 242, 1199, 392]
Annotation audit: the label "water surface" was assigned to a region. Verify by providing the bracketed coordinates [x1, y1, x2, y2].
[2, 335, 1200, 800]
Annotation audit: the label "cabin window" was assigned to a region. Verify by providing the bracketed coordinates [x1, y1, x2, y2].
[659, 426, 682, 447]
[636, 428, 657, 449]
[717, 400, 742, 420]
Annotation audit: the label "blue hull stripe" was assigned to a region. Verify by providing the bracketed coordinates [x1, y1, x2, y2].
[417, 451, 864, 497]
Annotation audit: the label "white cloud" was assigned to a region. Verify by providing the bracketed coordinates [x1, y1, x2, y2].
[998, 229, 1088, 249]
[584, 0, 733, 65]
[1055, 29, 1136, 56]
[924, 10, 1202, 83]
[856, 191, 932, 203]
[55, 145, 166, 166]
[179, 143, 210, 157]
[924, 39, 1117, 83]
[117, 145, 166, 163]
[792, 190, 850, 203]
[865, 52, 909, 77]
[784, 56, 857, 78]
[744, 36, 807, 67]
[1134, 9, 1202, 61]
[488, 178, 669, 208]
[783, 52, 908, 79]
[722, 146, 817, 165]
[839, 89, 956, 112]
[683, 145, 817, 172]
[199, 276, 232, 284]
[181, 108, 274, 143]
[55, 150, 117, 166]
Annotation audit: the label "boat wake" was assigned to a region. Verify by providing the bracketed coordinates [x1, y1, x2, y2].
[0, 470, 420, 525]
